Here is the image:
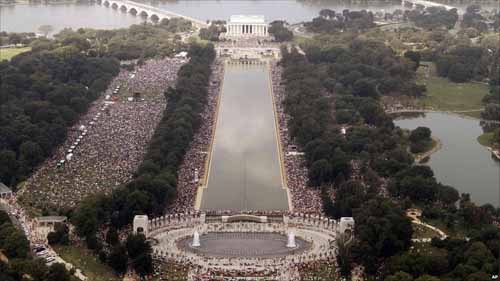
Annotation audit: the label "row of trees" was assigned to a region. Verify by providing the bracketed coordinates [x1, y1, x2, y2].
[0, 31, 36, 46]
[199, 20, 226, 41]
[105, 233, 152, 277]
[305, 9, 375, 33]
[405, 7, 459, 30]
[281, 47, 351, 186]
[384, 224, 500, 280]
[282, 28, 497, 278]
[461, 5, 489, 32]
[0, 19, 195, 189]
[0, 42, 120, 188]
[281, 45, 417, 275]
[435, 46, 489, 82]
[32, 19, 191, 60]
[0, 210, 75, 281]
[482, 49, 500, 120]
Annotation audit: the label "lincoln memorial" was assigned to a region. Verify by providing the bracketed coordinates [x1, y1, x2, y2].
[224, 15, 269, 38]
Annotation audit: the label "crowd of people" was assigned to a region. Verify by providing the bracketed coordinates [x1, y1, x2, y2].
[19, 58, 186, 209]
[167, 60, 224, 213]
[270, 62, 323, 214]
[111, 58, 184, 100]
[149, 209, 339, 280]
[0, 195, 43, 244]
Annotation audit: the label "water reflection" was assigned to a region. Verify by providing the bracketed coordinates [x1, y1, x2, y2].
[201, 62, 289, 211]
[0, 3, 142, 33]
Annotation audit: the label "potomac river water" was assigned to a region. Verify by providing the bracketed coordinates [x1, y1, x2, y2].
[200, 62, 289, 211]
[2, 0, 495, 34]
[395, 112, 500, 207]
[2, 0, 406, 33]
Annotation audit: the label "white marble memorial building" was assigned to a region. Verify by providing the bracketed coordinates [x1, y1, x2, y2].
[225, 15, 269, 37]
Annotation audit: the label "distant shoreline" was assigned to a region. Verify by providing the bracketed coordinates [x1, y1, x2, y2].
[1, 0, 81, 7]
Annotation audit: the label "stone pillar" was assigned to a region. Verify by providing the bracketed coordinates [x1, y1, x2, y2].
[133, 215, 149, 238]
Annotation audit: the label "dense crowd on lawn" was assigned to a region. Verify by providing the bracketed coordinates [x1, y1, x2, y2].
[167, 60, 224, 213]
[19, 58, 186, 209]
[110, 58, 185, 99]
[270, 62, 323, 214]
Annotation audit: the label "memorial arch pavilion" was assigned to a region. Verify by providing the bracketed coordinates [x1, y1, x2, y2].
[225, 15, 269, 37]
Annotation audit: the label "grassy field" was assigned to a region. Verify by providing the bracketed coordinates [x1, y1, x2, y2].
[53, 245, 120, 281]
[0, 47, 31, 61]
[416, 62, 489, 118]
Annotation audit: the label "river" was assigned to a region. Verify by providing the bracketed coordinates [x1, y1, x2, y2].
[2, 1, 497, 33]
[2, 0, 405, 34]
[395, 112, 500, 207]
[200, 62, 289, 211]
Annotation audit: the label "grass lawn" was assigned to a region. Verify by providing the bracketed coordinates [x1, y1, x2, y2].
[477, 132, 495, 147]
[293, 34, 310, 46]
[422, 218, 468, 239]
[186, 34, 210, 45]
[416, 62, 489, 117]
[53, 245, 120, 281]
[410, 242, 448, 256]
[0, 47, 31, 61]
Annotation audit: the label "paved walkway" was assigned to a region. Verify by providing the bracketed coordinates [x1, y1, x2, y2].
[407, 209, 447, 242]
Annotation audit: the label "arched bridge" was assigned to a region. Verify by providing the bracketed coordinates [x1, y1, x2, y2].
[403, 0, 456, 10]
[97, 0, 208, 28]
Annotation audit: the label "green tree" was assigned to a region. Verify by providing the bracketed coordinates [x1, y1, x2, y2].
[126, 234, 153, 277]
[38, 25, 54, 37]
[268, 21, 294, 42]
[414, 275, 440, 281]
[385, 271, 414, 281]
[404, 51, 421, 70]
[107, 244, 128, 275]
[46, 263, 71, 281]
[309, 159, 332, 186]
[409, 127, 431, 143]
[353, 198, 413, 274]
[448, 63, 470, 83]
